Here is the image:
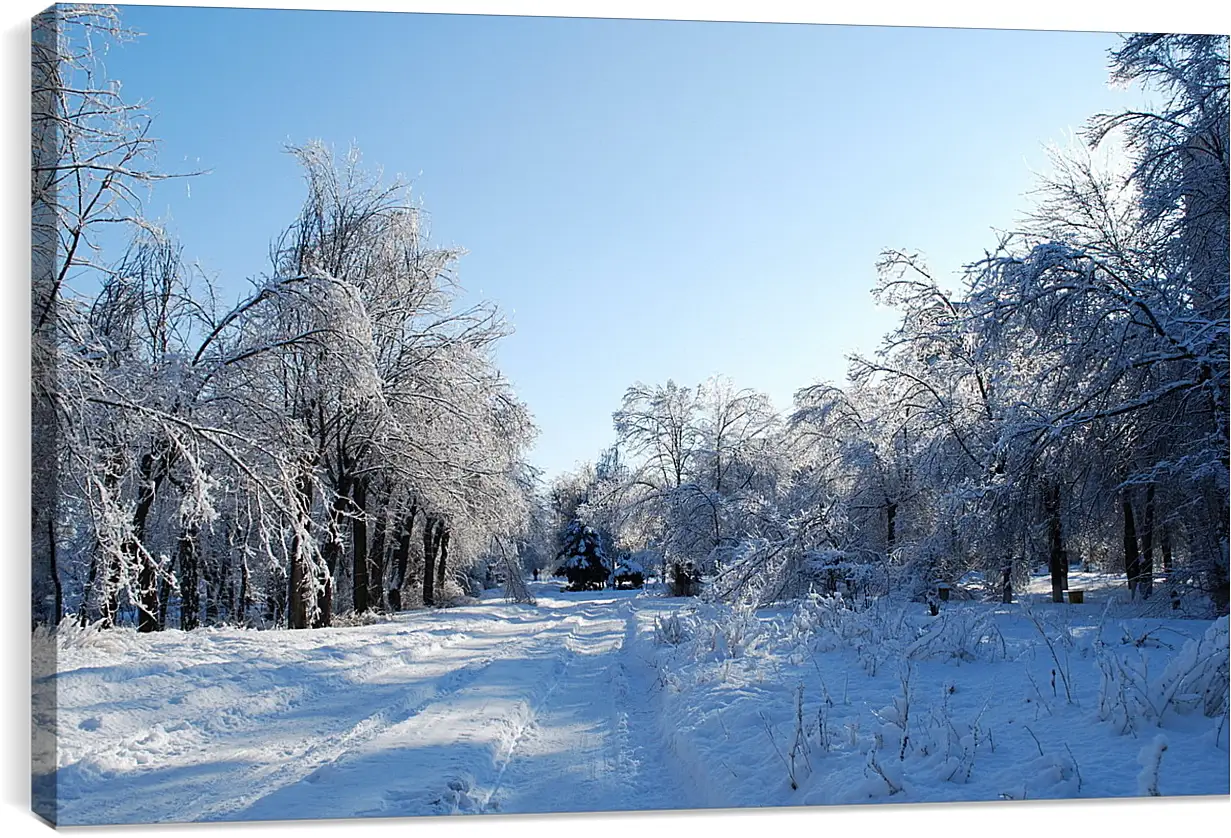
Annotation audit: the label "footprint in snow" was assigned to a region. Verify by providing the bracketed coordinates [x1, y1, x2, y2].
[432, 777, 487, 814]
[306, 764, 339, 783]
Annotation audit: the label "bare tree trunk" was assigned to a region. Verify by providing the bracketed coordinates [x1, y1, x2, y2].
[315, 489, 349, 628]
[1213, 515, 1230, 615]
[223, 520, 240, 622]
[1162, 524, 1174, 575]
[103, 553, 122, 629]
[436, 526, 450, 594]
[886, 499, 897, 562]
[95, 454, 125, 627]
[367, 493, 388, 612]
[1141, 484, 1155, 599]
[130, 450, 165, 633]
[79, 554, 98, 626]
[1001, 560, 1013, 604]
[1124, 493, 1141, 598]
[136, 554, 159, 634]
[48, 520, 62, 625]
[157, 571, 171, 631]
[287, 547, 305, 628]
[287, 469, 315, 629]
[1045, 484, 1066, 603]
[268, 565, 286, 626]
[205, 545, 223, 626]
[238, 550, 250, 625]
[1161, 524, 1179, 609]
[389, 503, 417, 611]
[178, 523, 201, 630]
[352, 477, 369, 614]
[422, 516, 438, 607]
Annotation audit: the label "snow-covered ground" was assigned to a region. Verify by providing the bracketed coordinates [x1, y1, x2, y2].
[35, 580, 1228, 826]
[37, 585, 697, 825]
[642, 586, 1228, 808]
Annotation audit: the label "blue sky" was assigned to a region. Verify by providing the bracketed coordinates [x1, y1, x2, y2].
[100, 4, 1145, 479]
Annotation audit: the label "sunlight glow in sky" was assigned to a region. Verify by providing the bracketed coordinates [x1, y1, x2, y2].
[99, 4, 1148, 479]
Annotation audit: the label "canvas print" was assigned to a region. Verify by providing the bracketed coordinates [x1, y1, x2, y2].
[30, 2, 1230, 828]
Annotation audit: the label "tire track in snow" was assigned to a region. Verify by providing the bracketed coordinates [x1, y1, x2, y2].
[608, 599, 702, 811]
[301, 607, 596, 819]
[56, 592, 690, 824]
[474, 599, 697, 815]
[188, 617, 564, 822]
[476, 617, 586, 812]
[54, 626, 484, 828]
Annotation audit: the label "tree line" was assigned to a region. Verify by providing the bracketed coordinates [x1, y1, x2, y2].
[550, 34, 1229, 615]
[32, 6, 537, 631]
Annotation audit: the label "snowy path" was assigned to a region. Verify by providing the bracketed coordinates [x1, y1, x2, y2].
[47, 586, 695, 825]
[42, 581, 1231, 824]
[473, 601, 692, 815]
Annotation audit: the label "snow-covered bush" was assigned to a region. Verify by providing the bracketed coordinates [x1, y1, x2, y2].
[49, 616, 144, 654]
[440, 579, 478, 607]
[1136, 735, 1169, 796]
[904, 608, 1007, 663]
[932, 708, 987, 785]
[1095, 616, 1229, 734]
[788, 592, 911, 674]
[869, 665, 915, 761]
[654, 603, 773, 663]
[1160, 616, 1230, 718]
[1024, 606, 1078, 703]
[760, 684, 814, 791]
[654, 613, 690, 646]
[669, 561, 702, 597]
[331, 609, 392, 628]
[612, 557, 646, 589]
[862, 745, 905, 797]
[555, 522, 610, 591]
[689, 606, 769, 662]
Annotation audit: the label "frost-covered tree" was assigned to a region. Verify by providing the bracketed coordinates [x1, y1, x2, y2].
[610, 378, 781, 590]
[966, 34, 1228, 611]
[261, 142, 535, 618]
[547, 463, 621, 581]
[555, 521, 610, 591]
[32, 5, 186, 627]
[584, 33, 1228, 616]
[35, 9, 539, 632]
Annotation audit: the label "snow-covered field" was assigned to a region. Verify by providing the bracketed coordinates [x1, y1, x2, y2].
[644, 576, 1228, 808]
[37, 585, 695, 825]
[35, 579, 1229, 826]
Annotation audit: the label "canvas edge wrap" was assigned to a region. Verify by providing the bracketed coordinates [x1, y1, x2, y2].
[32, 2, 62, 827]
